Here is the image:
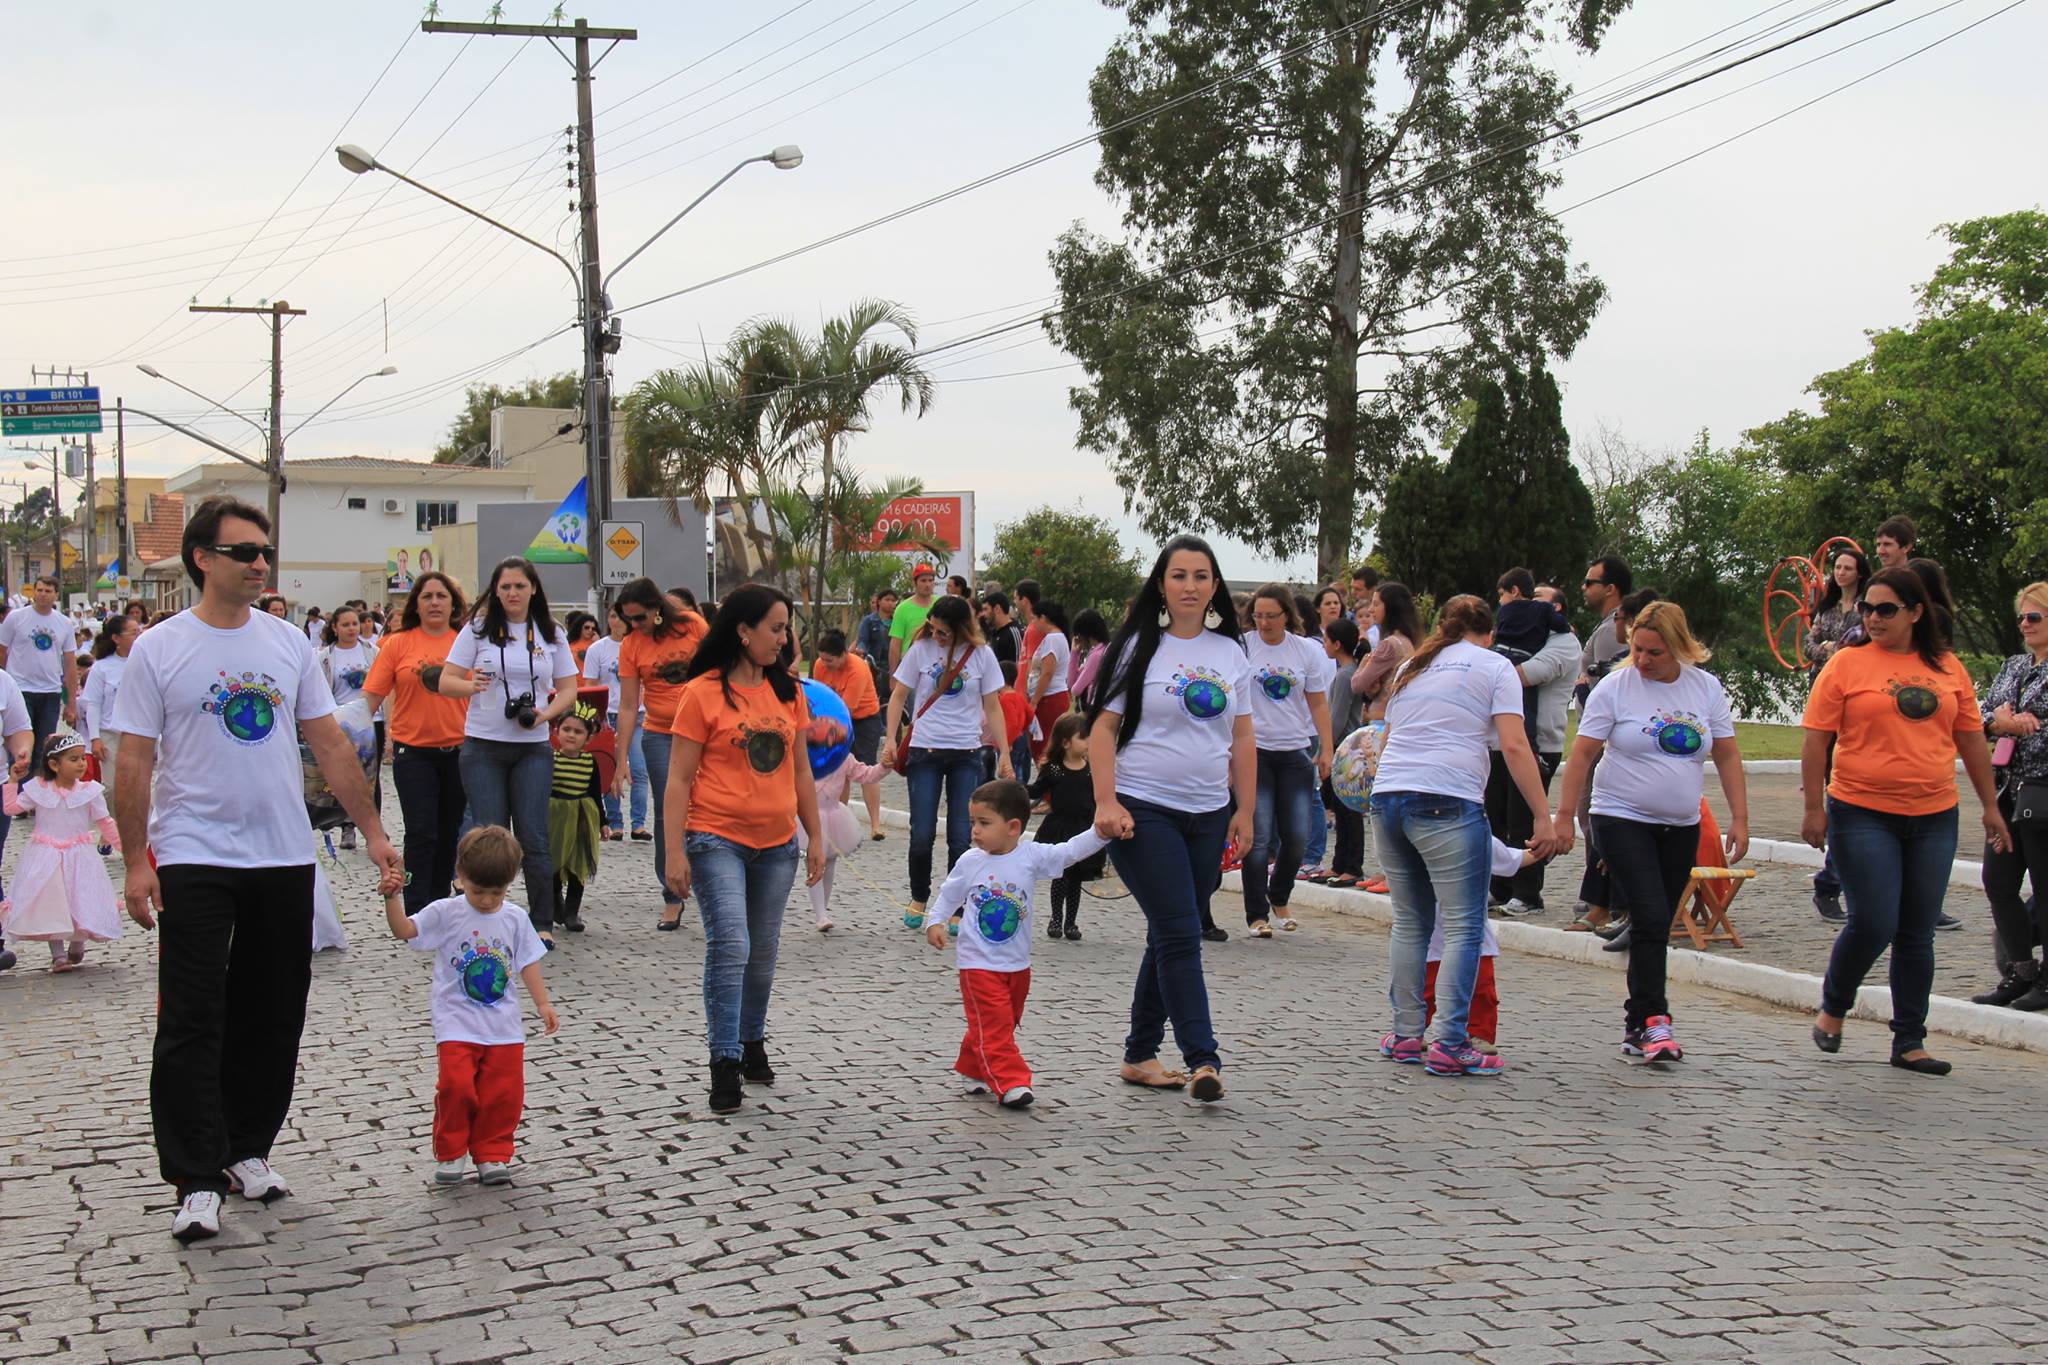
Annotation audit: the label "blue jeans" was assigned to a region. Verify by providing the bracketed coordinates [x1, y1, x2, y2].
[906, 746, 980, 903]
[687, 831, 799, 1060]
[1245, 746, 1316, 923]
[1109, 795, 1225, 1072]
[458, 737, 556, 933]
[1820, 797, 1958, 1052]
[604, 712, 650, 832]
[643, 729, 680, 906]
[1370, 790, 1490, 1046]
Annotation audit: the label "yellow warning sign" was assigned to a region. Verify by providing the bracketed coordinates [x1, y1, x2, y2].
[605, 525, 641, 559]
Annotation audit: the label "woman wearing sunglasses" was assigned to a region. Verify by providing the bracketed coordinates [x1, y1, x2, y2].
[1973, 583, 2048, 1011]
[611, 577, 709, 930]
[1803, 566, 2010, 1073]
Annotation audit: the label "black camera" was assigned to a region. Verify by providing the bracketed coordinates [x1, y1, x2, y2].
[505, 691, 539, 728]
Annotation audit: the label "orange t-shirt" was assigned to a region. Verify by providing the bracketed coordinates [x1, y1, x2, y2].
[363, 627, 469, 748]
[670, 672, 810, 849]
[1802, 644, 1980, 816]
[811, 654, 880, 719]
[619, 613, 710, 731]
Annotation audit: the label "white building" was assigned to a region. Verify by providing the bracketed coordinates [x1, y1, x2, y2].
[164, 455, 539, 611]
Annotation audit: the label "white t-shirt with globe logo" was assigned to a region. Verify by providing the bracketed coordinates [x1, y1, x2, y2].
[892, 638, 1003, 751]
[0, 605, 70, 693]
[109, 609, 336, 868]
[1101, 629, 1254, 814]
[931, 829, 1112, 972]
[407, 895, 548, 1045]
[1579, 663, 1736, 827]
[1244, 632, 1334, 752]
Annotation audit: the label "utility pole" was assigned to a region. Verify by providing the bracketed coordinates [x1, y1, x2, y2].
[187, 300, 307, 587]
[31, 365, 93, 600]
[423, 14, 636, 604]
[115, 401, 129, 600]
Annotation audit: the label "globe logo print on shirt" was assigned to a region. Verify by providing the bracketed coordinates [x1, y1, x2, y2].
[735, 720, 788, 774]
[1642, 709, 1705, 758]
[29, 626, 55, 652]
[339, 666, 368, 691]
[1257, 666, 1297, 702]
[655, 656, 690, 685]
[925, 660, 966, 697]
[203, 671, 287, 745]
[452, 933, 513, 1006]
[970, 880, 1028, 942]
[1168, 664, 1229, 720]
[1889, 678, 1940, 721]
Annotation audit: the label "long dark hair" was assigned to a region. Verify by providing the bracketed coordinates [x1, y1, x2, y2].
[617, 576, 697, 640]
[686, 583, 798, 708]
[1033, 600, 1072, 642]
[1816, 547, 1871, 615]
[1088, 533, 1242, 751]
[321, 605, 362, 647]
[1071, 607, 1108, 650]
[1375, 581, 1424, 648]
[1851, 565, 1948, 670]
[917, 594, 984, 650]
[1906, 557, 1957, 648]
[1389, 594, 1494, 700]
[92, 615, 139, 660]
[470, 557, 559, 645]
[395, 570, 468, 634]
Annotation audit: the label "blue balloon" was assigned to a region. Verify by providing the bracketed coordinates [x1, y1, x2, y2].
[800, 677, 853, 779]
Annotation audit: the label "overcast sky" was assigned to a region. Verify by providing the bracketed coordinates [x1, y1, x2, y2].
[2, 0, 2040, 581]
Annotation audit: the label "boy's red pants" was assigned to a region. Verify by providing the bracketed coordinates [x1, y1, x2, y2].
[1424, 958, 1500, 1043]
[434, 1041, 525, 1162]
[956, 968, 1032, 1093]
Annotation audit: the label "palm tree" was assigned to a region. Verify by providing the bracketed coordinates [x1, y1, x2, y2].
[739, 299, 935, 618]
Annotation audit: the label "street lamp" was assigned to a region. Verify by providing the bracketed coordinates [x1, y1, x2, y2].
[334, 140, 803, 601]
[285, 366, 400, 441]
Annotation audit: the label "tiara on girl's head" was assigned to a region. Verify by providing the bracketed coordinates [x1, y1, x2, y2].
[44, 733, 85, 760]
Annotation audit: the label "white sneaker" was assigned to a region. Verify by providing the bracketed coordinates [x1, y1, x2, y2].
[476, 1162, 512, 1186]
[815, 915, 833, 933]
[225, 1157, 290, 1203]
[1000, 1086, 1034, 1109]
[960, 1078, 989, 1095]
[171, 1190, 222, 1244]
[434, 1158, 468, 1186]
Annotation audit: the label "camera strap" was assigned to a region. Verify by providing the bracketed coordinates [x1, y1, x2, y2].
[496, 620, 540, 710]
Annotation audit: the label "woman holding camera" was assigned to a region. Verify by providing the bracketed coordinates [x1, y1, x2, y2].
[363, 571, 472, 915]
[438, 557, 580, 943]
[612, 576, 710, 930]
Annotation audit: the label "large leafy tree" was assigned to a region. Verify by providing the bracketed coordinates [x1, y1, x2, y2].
[980, 505, 1145, 619]
[433, 372, 581, 463]
[1048, 0, 1626, 581]
[1746, 211, 2048, 656]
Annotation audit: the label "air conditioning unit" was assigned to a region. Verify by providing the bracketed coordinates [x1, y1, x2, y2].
[380, 497, 405, 515]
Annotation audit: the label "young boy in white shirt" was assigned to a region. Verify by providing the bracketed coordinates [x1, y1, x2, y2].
[927, 780, 1109, 1109]
[384, 825, 559, 1186]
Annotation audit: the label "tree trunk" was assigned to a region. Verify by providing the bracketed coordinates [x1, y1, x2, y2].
[813, 430, 835, 642]
[1318, 20, 1368, 584]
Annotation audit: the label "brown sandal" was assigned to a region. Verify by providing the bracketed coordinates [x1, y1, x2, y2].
[1188, 1066, 1225, 1103]
[1119, 1060, 1187, 1089]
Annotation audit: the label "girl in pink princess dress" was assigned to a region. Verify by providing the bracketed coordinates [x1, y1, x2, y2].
[799, 738, 889, 933]
[1, 734, 122, 971]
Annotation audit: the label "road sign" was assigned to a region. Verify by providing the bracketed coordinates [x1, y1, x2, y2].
[116, 575, 133, 595]
[601, 520, 644, 586]
[1, 386, 103, 436]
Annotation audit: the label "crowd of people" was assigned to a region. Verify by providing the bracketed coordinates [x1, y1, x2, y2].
[2, 492, 2040, 1246]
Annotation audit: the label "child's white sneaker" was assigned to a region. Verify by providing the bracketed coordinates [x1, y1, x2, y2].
[171, 1190, 222, 1244]
[433, 1158, 468, 1186]
[815, 914, 833, 932]
[476, 1162, 512, 1186]
[226, 1157, 290, 1203]
[960, 1078, 989, 1096]
[1000, 1086, 1034, 1109]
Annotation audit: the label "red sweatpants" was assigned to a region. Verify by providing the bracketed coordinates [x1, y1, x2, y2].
[1028, 694, 1069, 761]
[434, 1041, 525, 1162]
[1424, 958, 1500, 1043]
[956, 968, 1033, 1093]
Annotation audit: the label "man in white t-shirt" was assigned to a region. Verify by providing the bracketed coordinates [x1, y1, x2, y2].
[0, 575, 80, 774]
[113, 496, 401, 1247]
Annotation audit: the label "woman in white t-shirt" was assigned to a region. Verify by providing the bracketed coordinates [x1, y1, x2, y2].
[1371, 595, 1559, 1079]
[1241, 585, 1333, 936]
[1550, 601, 1748, 1063]
[1023, 600, 1073, 763]
[881, 594, 1013, 927]
[1086, 535, 1253, 1105]
[317, 605, 383, 850]
[438, 557, 581, 944]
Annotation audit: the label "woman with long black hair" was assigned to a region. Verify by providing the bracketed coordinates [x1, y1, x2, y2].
[1087, 534, 1253, 1104]
[663, 584, 825, 1114]
[612, 576, 710, 930]
[438, 558, 580, 943]
[1803, 548, 1869, 677]
[1023, 600, 1074, 762]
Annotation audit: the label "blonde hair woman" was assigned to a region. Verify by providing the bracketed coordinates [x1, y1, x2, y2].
[1551, 601, 1748, 1063]
[1974, 581, 2048, 1010]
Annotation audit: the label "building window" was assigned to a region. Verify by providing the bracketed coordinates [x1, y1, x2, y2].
[347, 496, 367, 510]
[416, 500, 459, 533]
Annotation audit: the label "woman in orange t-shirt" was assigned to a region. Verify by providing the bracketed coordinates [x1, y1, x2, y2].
[612, 577, 710, 929]
[663, 584, 825, 1115]
[361, 571, 472, 913]
[1803, 566, 2009, 1074]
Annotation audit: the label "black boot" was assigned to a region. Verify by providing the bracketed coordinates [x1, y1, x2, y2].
[740, 1038, 776, 1085]
[1047, 903, 1065, 939]
[1063, 887, 1081, 940]
[2011, 975, 2048, 1013]
[1972, 966, 2038, 1007]
[708, 1058, 744, 1113]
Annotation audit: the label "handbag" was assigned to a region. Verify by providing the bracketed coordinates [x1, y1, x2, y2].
[890, 647, 971, 776]
[2014, 780, 2048, 827]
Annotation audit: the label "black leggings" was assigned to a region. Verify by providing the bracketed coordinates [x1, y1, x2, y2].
[1589, 815, 1696, 1030]
[1983, 792, 2048, 967]
[1049, 875, 1083, 926]
[392, 743, 466, 915]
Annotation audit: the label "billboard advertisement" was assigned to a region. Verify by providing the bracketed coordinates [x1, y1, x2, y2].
[385, 545, 438, 594]
[855, 492, 974, 583]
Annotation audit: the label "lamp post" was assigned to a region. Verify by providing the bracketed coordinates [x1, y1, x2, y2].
[335, 142, 801, 601]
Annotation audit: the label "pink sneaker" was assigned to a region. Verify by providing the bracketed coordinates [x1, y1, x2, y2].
[1424, 1040, 1504, 1077]
[1379, 1032, 1424, 1064]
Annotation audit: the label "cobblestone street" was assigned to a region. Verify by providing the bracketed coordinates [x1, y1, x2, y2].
[4, 806, 2045, 1364]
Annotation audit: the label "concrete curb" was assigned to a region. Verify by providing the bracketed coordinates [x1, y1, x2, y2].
[1738, 757, 1964, 774]
[1747, 835, 1984, 889]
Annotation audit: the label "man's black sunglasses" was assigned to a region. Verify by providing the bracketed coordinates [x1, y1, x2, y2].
[205, 542, 278, 564]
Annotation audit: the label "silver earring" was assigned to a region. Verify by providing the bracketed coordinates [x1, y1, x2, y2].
[1204, 607, 1222, 630]
[1157, 607, 1171, 628]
